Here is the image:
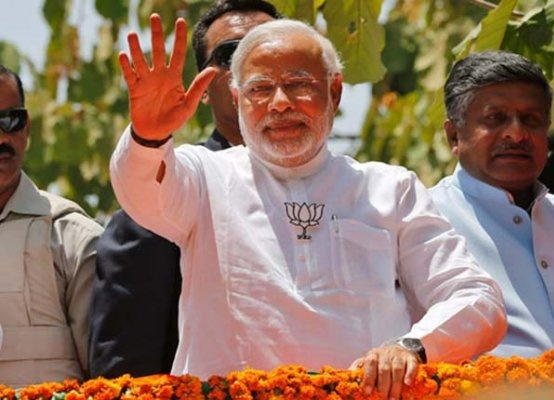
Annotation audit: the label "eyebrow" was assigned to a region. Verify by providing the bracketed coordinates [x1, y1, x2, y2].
[243, 70, 316, 85]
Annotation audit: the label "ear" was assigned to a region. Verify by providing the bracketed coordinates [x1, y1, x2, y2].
[24, 114, 31, 149]
[231, 86, 239, 109]
[201, 91, 210, 105]
[330, 73, 343, 112]
[444, 119, 459, 156]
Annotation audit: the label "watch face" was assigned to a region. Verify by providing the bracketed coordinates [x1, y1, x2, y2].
[397, 338, 427, 363]
[402, 338, 423, 350]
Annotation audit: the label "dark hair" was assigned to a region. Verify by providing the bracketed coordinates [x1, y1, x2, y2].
[192, 0, 282, 71]
[0, 65, 25, 105]
[444, 51, 552, 127]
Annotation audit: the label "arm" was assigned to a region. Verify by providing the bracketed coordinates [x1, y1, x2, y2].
[352, 170, 507, 400]
[110, 13, 216, 241]
[89, 210, 181, 378]
[395, 173, 506, 361]
[52, 212, 104, 379]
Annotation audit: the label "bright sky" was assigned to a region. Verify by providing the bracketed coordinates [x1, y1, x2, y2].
[0, 0, 371, 152]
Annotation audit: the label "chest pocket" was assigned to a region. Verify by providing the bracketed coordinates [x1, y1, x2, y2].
[329, 218, 396, 297]
[0, 218, 33, 292]
[0, 216, 53, 326]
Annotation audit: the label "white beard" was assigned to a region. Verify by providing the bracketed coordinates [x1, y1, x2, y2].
[239, 102, 334, 168]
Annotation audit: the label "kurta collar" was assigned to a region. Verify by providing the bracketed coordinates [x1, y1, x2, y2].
[453, 163, 548, 209]
[0, 172, 50, 221]
[249, 145, 330, 180]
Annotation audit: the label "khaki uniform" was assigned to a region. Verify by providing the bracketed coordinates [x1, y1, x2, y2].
[0, 173, 103, 388]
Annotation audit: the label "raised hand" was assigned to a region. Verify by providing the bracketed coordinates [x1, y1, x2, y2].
[119, 14, 217, 141]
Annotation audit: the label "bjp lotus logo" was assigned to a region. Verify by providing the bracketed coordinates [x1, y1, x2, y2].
[284, 202, 325, 240]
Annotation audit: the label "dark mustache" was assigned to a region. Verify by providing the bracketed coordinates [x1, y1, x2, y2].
[0, 143, 15, 156]
[494, 141, 532, 153]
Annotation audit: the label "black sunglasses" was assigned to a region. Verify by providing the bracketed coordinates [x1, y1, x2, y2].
[202, 39, 241, 70]
[0, 107, 27, 134]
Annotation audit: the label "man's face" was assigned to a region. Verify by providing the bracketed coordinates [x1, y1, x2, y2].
[234, 33, 342, 168]
[445, 81, 550, 194]
[0, 75, 28, 206]
[203, 10, 274, 145]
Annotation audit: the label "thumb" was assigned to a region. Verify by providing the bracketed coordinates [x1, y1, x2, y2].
[185, 67, 218, 109]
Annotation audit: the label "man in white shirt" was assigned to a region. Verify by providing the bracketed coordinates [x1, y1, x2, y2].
[111, 16, 507, 400]
[430, 51, 554, 357]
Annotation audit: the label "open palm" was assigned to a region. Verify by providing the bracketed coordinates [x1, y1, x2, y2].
[119, 14, 216, 140]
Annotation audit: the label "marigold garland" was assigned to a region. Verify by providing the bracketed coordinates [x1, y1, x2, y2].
[2, 350, 554, 399]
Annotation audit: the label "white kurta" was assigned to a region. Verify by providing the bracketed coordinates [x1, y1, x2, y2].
[111, 127, 506, 378]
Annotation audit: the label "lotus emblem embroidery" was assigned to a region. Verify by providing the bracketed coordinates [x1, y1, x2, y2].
[284, 202, 325, 240]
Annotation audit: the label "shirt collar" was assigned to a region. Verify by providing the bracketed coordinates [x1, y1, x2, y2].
[0, 172, 51, 221]
[249, 145, 331, 180]
[453, 163, 548, 208]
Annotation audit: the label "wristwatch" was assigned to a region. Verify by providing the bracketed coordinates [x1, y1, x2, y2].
[394, 338, 427, 363]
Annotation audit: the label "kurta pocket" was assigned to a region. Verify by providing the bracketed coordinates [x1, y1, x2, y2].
[329, 218, 396, 296]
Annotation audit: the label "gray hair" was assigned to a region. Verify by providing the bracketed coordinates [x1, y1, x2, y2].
[444, 51, 552, 127]
[229, 18, 342, 88]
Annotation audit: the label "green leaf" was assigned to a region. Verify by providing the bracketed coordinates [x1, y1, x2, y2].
[268, 0, 300, 17]
[454, 0, 517, 58]
[323, 0, 386, 84]
[474, 0, 518, 51]
[0, 42, 23, 72]
[95, 0, 130, 23]
[43, 0, 69, 32]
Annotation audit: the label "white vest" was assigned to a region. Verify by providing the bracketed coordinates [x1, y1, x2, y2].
[0, 191, 85, 388]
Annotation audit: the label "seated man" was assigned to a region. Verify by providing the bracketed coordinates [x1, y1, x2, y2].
[0, 65, 103, 387]
[111, 16, 507, 400]
[431, 50, 554, 357]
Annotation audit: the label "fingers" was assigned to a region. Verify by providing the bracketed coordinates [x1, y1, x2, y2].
[387, 356, 406, 400]
[362, 352, 378, 396]
[150, 13, 167, 68]
[404, 356, 419, 385]
[118, 52, 137, 87]
[123, 13, 184, 80]
[353, 346, 421, 400]
[169, 18, 188, 76]
[127, 32, 149, 77]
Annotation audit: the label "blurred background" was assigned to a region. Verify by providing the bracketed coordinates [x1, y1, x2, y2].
[0, 0, 552, 218]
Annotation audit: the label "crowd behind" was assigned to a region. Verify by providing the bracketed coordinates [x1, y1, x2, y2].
[1, 1, 553, 399]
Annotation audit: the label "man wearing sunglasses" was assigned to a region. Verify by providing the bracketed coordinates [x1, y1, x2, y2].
[111, 14, 507, 400]
[89, 0, 281, 378]
[0, 65, 103, 387]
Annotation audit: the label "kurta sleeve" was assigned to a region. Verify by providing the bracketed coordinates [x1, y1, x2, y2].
[394, 171, 507, 363]
[110, 126, 204, 244]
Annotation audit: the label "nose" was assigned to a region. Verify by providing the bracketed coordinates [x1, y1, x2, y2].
[502, 116, 529, 142]
[267, 85, 294, 113]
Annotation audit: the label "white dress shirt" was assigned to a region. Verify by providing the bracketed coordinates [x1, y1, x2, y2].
[431, 164, 554, 357]
[111, 127, 506, 378]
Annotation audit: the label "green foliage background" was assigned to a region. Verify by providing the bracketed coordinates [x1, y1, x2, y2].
[0, 0, 553, 217]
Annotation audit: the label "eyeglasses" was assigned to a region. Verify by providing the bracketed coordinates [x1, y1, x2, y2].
[241, 76, 329, 104]
[202, 39, 241, 70]
[0, 108, 27, 134]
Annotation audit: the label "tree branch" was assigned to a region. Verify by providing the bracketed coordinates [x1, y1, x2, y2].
[467, 0, 525, 18]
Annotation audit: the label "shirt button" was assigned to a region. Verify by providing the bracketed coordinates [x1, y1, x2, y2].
[541, 260, 548, 269]
[513, 215, 522, 224]
[298, 255, 306, 262]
